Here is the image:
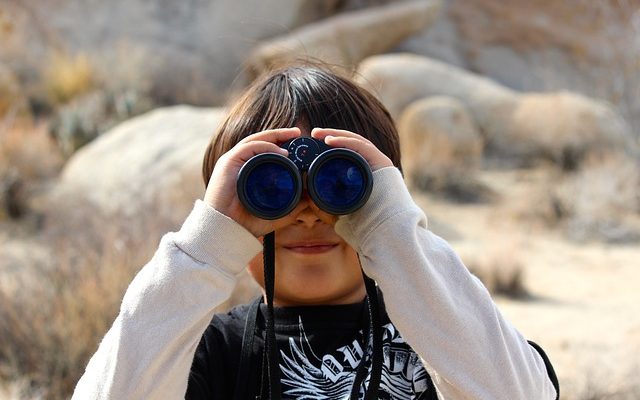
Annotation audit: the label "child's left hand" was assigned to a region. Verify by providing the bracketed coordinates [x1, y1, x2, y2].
[311, 128, 394, 172]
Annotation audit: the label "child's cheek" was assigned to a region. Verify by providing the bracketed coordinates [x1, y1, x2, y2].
[247, 253, 265, 288]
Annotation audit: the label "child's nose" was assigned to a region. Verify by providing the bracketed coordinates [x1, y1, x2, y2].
[295, 193, 321, 227]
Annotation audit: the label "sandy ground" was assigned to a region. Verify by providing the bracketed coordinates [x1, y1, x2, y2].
[412, 168, 640, 399]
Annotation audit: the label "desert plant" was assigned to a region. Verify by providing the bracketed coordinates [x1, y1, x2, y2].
[459, 239, 530, 299]
[43, 51, 96, 106]
[0, 168, 200, 399]
[46, 42, 156, 157]
[573, 370, 640, 400]
[412, 171, 497, 204]
[467, 256, 528, 299]
[0, 120, 63, 221]
[554, 153, 640, 243]
[0, 66, 26, 120]
[0, 192, 182, 399]
[0, 229, 151, 398]
[0, 121, 62, 181]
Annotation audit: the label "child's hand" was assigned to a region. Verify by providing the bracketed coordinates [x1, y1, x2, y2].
[310, 128, 394, 171]
[203, 127, 302, 237]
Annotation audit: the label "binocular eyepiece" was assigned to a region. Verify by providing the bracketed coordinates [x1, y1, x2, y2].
[237, 137, 373, 220]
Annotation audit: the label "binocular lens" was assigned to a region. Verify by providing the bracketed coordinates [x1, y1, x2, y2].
[238, 157, 301, 219]
[237, 137, 373, 219]
[310, 157, 369, 214]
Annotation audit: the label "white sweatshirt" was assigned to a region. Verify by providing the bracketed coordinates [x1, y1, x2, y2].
[72, 167, 557, 400]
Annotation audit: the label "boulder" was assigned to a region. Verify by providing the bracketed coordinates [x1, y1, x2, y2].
[356, 53, 518, 141]
[400, 0, 638, 117]
[397, 96, 483, 186]
[247, 0, 442, 77]
[393, 0, 467, 69]
[357, 53, 633, 167]
[42, 105, 263, 310]
[52, 105, 226, 218]
[509, 91, 631, 169]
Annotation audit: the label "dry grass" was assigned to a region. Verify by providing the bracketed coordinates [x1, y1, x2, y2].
[411, 171, 497, 204]
[458, 238, 530, 299]
[467, 257, 528, 299]
[569, 364, 640, 400]
[0, 121, 63, 181]
[43, 51, 96, 106]
[0, 66, 25, 119]
[554, 154, 640, 243]
[576, 387, 640, 400]
[0, 196, 177, 399]
[0, 248, 134, 397]
[0, 120, 64, 221]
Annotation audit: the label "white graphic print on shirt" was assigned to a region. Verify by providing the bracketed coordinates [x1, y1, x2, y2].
[279, 317, 429, 399]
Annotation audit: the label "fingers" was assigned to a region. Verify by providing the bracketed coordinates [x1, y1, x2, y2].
[311, 127, 393, 171]
[238, 127, 301, 145]
[312, 127, 371, 141]
[323, 135, 376, 154]
[224, 127, 301, 165]
[230, 141, 289, 164]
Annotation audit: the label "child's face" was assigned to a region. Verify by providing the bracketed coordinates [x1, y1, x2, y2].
[247, 192, 366, 306]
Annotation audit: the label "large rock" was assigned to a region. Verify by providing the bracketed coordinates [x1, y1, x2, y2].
[44, 105, 262, 309]
[52, 105, 225, 217]
[509, 91, 631, 169]
[393, 0, 467, 69]
[247, 0, 442, 77]
[397, 96, 483, 186]
[357, 53, 632, 166]
[356, 53, 518, 136]
[398, 0, 639, 135]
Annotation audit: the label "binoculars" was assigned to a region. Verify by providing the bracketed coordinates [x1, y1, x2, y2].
[237, 137, 373, 220]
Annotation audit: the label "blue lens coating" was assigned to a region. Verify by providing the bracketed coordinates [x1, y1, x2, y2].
[313, 158, 365, 208]
[245, 163, 297, 213]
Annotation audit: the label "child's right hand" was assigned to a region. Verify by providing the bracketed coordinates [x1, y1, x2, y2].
[203, 127, 302, 237]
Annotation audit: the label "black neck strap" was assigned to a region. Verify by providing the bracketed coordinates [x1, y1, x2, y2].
[353, 274, 383, 399]
[233, 297, 262, 400]
[262, 232, 282, 400]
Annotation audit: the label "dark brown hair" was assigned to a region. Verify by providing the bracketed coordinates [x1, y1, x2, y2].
[202, 65, 402, 186]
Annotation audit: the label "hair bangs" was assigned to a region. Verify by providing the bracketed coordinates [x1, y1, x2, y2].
[203, 64, 401, 186]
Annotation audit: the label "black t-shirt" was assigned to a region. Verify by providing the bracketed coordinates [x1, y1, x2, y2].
[186, 299, 437, 399]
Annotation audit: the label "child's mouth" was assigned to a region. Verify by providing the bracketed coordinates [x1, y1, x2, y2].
[282, 242, 339, 254]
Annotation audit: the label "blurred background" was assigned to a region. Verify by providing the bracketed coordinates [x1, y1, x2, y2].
[0, 0, 639, 398]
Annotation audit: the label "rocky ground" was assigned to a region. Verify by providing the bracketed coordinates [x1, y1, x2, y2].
[413, 167, 640, 399]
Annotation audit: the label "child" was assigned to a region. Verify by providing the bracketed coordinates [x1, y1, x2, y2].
[72, 65, 559, 399]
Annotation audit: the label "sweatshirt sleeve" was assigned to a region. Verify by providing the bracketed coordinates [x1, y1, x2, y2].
[335, 167, 557, 400]
[71, 200, 262, 400]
